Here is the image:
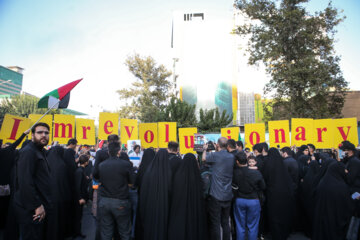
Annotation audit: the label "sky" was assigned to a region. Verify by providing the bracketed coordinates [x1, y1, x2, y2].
[0, 0, 359, 119]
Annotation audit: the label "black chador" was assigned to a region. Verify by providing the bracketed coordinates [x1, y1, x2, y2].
[138, 149, 171, 240]
[168, 153, 208, 240]
[312, 161, 353, 240]
[263, 148, 295, 240]
[47, 146, 72, 239]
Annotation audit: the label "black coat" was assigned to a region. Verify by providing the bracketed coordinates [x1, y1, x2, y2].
[168, 153, 208, 240]
[75, 167, 88, 201]
[14, 141, 52, 211]
[93, 148, 109, 180]
[313, 161, 353, 240]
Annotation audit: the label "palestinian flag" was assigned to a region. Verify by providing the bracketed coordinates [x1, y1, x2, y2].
[38, 79, 82, 109]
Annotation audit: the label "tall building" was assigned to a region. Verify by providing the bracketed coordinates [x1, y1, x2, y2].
[0, 66, 23, 97]
[172, 10, 238, 123]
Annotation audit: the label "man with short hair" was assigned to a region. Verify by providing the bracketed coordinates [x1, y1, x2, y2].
[98, 141, 134, 240]
[236, 140, 244, 152]
[281, 147, 299, 192]
[14, 123, 52, 240]
[226, 139, 237, 156]
[167, 141, 182, 175]
[203, 137, 234, 240]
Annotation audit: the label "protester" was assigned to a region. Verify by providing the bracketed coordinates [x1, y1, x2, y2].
[232, 151, 266, 240]
[74, 154, 90, 238]
[227, 139, 238, 156]
[14, 123, 51, 240]
[138, 149, 171, 240]
[247, 155, 258, 170]
[280, 147, 299, 191]
[98, 141, 134, 240]
[236, 140, 244, 152]
[313, 161, 353, 240]
[134, 148, 156, 192]
[47, 145, 72, 240]
[0, 128, 29, 238]
[263, 148, 295, 240]
[168, 153, 208, 240]
[167, 141, 182, 177]
[202, 137, 234, 240]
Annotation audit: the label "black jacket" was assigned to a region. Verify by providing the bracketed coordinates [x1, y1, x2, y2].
[233, 167, 266, 199]
[14, 141, 52, 210]
[98, 157, 134, 199]
[74, 167, 88, 201]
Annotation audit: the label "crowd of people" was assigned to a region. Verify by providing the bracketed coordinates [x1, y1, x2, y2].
[1, 122, 360, 240]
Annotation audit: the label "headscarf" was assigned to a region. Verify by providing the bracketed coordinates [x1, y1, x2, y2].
[135, 148, 155, 190]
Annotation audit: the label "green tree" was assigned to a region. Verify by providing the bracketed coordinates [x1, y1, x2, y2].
[197, 108, 233, 133]
[0, 94, 60, 125]
[117, 53, 175, 122]
[234, 0, 348, 120]
[158, 97, 198, 128]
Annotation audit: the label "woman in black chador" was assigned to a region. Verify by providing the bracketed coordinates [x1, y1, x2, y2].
[168, 153, 208, 240]
[138, 149, 171, 240]
[312, 161, 353, 240]
[263, 148, 295, 240]
[47, 145, 72, 239]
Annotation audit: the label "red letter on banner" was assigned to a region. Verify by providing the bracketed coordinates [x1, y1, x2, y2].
[274, 129, 286, 143]
[104, 121, 113, 134]
[144, 130, 154, 143]
[316, 128, 327, 142]
[124, 126, 134, 139]
[8, 118, 23, 140]
[184, 136, 194, 149]
[295, 127, 306, 141]
[82, 126, 90, 139]
[337, 126, 351, 141]
[249, 132, 260, 146]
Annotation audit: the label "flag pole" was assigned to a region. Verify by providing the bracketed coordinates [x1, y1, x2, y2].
[29, 99, 60, 130]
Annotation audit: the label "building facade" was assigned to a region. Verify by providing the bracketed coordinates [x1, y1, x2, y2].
[0, 66, 23, 97]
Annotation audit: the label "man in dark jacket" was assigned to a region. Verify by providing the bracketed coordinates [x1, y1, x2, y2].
[281, 147, 299, 192]
[14, 123, 52, 240]
[98, 141, 134, 240]
[167, 141, 182, 176]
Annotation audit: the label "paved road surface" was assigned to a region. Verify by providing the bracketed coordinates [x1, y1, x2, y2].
[76, 201, 310, 240]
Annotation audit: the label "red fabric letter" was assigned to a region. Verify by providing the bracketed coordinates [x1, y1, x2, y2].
[249, 132, 260, 146]
[104, 121, 113, 134]
[8, 118, 23, 140]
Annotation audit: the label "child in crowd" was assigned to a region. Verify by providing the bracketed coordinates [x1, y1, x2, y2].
[248, 155, 258, 170]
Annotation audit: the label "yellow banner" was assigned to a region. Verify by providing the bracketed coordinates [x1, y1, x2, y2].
[139, 123, 158, 149]
[120, 119, 138, 144]
[244, 123, 265, 149]
[158, 122, 177, 148]
[179, 128, 197, 154]
[98, 112, 119, 140]
[313, 119, 334, 149]
[268, 120, 290, 148]
[291, 118, 314, 147]
[53, 114, 75, 144]
[333, 118, 359, 148]
[0, 114, 31, 144]
[76, 118, 95, 145]
[221, 127, 239, 140]
[29, 114, 53, 141]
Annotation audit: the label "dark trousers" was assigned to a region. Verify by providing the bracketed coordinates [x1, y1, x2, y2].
[99, 197, 131, 240]
[74, 203, 83, 236]
[207, 196, 231, 240]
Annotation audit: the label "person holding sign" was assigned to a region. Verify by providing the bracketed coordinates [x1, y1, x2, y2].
[14, 123, 51, 240]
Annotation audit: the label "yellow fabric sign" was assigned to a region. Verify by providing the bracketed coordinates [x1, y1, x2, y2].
[120, 119, 138, 144]
[221, 127, 239, 140]
[291, 118, 314, 147]
[98, 112, 119, 140]
[158, 122, 177, 148]
[139, 123, 158, 149]
[244, 123, 265, 149]
[333, 118, 359, 148]
[53, 114, 75, 144]
[313, 119, 334, 149]
[76, 118, 95, 145]
[179, 128, 197, 154]
[0, 114, 31, 144]
[29, 114, 53, 141]
[268, 120, 290, 148]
